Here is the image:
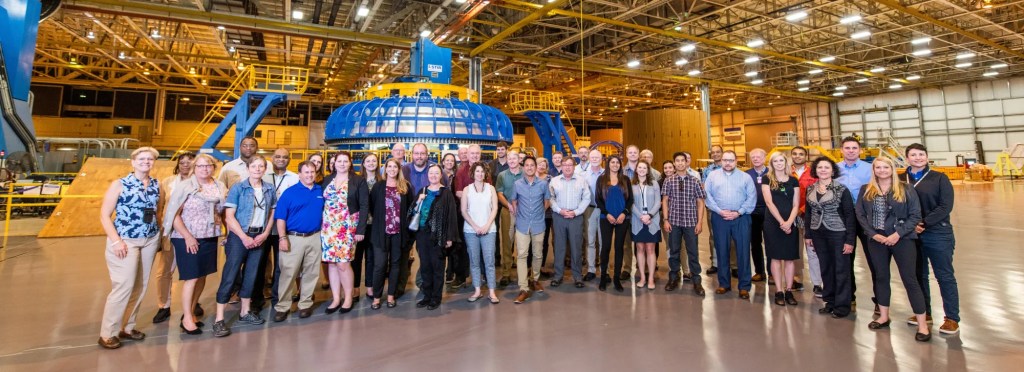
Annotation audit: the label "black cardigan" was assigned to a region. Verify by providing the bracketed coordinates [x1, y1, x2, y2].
[854, 186, 922, 240]
[902, 168, 954, 231]
[322, 173, 370, 235]
[369, 180, 413, 249]
[421, 186, 462, 248]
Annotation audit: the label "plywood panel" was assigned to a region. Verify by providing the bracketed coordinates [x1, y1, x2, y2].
[623, 109, 708, 166]
[745, 122, 797, 155]
[39, 158, 176, 238]
[589, 129, 622, 145]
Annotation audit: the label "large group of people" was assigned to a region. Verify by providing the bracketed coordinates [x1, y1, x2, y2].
[96, 137, 962, 350]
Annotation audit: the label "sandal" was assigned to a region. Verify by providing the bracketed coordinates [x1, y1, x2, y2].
[636, 280, 646, 288]
[371, 301, 382, 310]
[647, 279, 656, 290]
[386, 300, 397, 308]
[489, 296, 500, 304]
[468, 294, 483, 302]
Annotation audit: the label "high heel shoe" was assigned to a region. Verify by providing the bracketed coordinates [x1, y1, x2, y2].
[774, 291, 786, 306]
[338, 305, 354, 314]
[325, 304, 341, 314]
[179, 320, 203, 335]
[180, 315, 204, 328]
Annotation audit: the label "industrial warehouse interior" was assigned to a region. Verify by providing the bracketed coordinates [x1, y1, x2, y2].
[1, 0, 1023, 370]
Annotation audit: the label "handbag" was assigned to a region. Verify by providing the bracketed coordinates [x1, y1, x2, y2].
[407, 188, 427, 231]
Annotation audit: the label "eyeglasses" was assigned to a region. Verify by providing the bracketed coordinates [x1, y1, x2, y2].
[721, 159, 737, 163]
[195, 164, 215, 169]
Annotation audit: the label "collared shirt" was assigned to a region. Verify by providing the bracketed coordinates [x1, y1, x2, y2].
[115, 173, 160, 239]
[490, 158, 509, 182]
[624, 162, 639, 179]
[702, 162, 722, 180]
[264, 170, 299, 201]
[495, 168, 524, 200]
[580, 166, 604, 206]
[838, 159, 872, 202]
[745, 166, 769, 211]
[662, 174, 706, 227]
[509, 176, 550, 234]
[225, 178, 276, 231]
[218, 158, 249, 190]
[275, 183, 324, 234]
[704, 168, 757, 215]
[402, 162, 432, 193]
[792, 164, 807, 179]
[624, 163, 661, 183]
[549, 173, 591, 216]
[907, 165, 930, 182]
[686, 167, 701, 181]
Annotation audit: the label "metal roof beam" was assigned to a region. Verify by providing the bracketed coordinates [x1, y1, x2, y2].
[874, 0, 1024, 60]
[469, 0, 569, 57]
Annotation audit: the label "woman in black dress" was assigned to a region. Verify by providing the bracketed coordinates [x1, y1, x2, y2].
[762, 152, 801, 306]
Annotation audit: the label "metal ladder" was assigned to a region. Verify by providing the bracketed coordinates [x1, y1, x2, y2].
[173, 67, 251, 158]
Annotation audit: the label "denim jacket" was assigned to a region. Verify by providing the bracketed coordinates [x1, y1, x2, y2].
[225, 178, 276, 231]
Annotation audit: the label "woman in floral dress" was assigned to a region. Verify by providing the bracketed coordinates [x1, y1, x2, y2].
[321, 152, 369, 314]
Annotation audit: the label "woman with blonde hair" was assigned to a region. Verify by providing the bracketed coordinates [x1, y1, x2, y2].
[762, 152, 801, 306]
[97, 147, 162, 349]
[854, 157, 930, 341]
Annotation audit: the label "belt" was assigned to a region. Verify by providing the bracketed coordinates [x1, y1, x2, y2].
[287, 230, 320, 237]
[246, 226, 265, 235]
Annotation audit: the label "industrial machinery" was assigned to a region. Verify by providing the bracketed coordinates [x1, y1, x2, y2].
[324, 38, 512, 154]
[994, 143, 1024, 177]
[1, 0, 55, 174]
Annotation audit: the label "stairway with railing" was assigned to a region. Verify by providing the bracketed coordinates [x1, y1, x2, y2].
[511, 90, 579, 163]
[876, 130, 908, 168]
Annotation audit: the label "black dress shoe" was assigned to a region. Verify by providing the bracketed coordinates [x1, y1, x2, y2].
[273, 310, 288, 322]
[574, 281, 585, 288]
[785, 291, 798, 306]
[325, 304, 341, 314]
[831, 312, 849, 319]
[793, 281, 804, 291]
[819, 307, 834, 314]
[598, 276, 609, 291]
[613, 279, 624, 292]
[693, 283, 705, 297]
[416, 300, 430, 308]
[774, 291, 786, 306]
[665, 279, 679, 291]
[338, 306, 354, 314]
[180, 323, 202, 335]
[152, 308, 171, 324]
[298, 308, 313, 318]
[550, 280, 562, 287]
[706, 266, 718, 275]
[583, 272, 596, 281]
[427, 301, 440, 311]
[915, 332, 932, 342]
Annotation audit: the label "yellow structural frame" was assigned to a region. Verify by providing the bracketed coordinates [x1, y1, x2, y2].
[364, 83, 479, 102]
[248, 64, 310, 94]
[510, 90, 561, 113]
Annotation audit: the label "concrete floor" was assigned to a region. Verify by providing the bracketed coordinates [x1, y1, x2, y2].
[1, 181, 1023, 371]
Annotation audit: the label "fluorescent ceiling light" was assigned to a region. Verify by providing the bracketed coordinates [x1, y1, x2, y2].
[118, 51, 126, 59]
[833, 92, 845, 96]
[292, 10, 304, 20]
[675, 58, 688, 66]
[456, 0, 467, 3]
[836, 85, 848, 91]
[912, 49, 931, 56]
[797, 79, 811, 85]
[956, 52, 976, 60]
[744, 71, 758, 77]
[839, 15, 862, 24]
[870, 67, 886, 73]
[87, 31, 95, 39]
[751, 79, 764, 85]
[357, 6, 370, 17]
[983, 71, 999, 77]
[855, 78, 869, 83]
[746, 39, 765, 48]
[798, 87, 810, 92]
[150, 29, 160, 39]
[955, 62, 972, 68]
[991, 63, 1008, 69]
[687, 69, 701, 76]
[680, 44, 696, 52]
[785, 11, 808, 22]
[744, 56, 760, 63]
[674, 25, 682, 31]
[889, 84, 903, 89]
[911, 37, 931, 45]
[420, 30, 432, 38]
[851, 30, 872, 39]
[808, 69, 823, 74]
[907, 75, 921, 80]
[627, 60, 640, 68]
[217, 25, 225, 30]
[819, 56, 836, 63]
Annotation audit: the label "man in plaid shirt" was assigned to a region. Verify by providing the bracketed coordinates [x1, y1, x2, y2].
[661, 151, 707, 296]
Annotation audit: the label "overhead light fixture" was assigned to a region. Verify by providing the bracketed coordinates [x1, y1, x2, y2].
[744, 71, 758, 77]
[680, 44, 696, 52]
[785, 10, 808, 22]
[150, 29, 160, 39]
[991, 63, 1008, 69]
[744, 56, 760, 63]
[626, 59, 641, 68]
[798, 87, 810, 92]
[292, 10, 304, 20]
[746, 39, 765, 48]
[456, 0, 467, 3]
[201, 79, 208, 86]
[855, 78, 869, 83]
[833, 92, 845, 96]
[836, 85, 848, 91]
[797, 79, 810, 85]
[68, 57, 79, 65]
[819, 56, 836, 63]
[956, 52, 976, 60]
[912, 49, 932, 56]
[851, 30, 872, 39]
[870, 66, 886, 73]
[808, 69, 823, 74]
[839, 15, 862, 24]
[181, 97, 190, 102]
[674, 25, 682, 31]
[687, 69, 701, 76]
[237, 63, 245, 70]
[420, 30, 432, 38]
[216, 25, 225, 31]
[675, 58, 688, 66]
[87, 31, 96, 39]
[983, 71, 999, 77]
[118, 51, 126, 60]
[524, 79, 531, 84]
[955, 62, 972, 68]
[142, 70, 150, 75]
[229, 46, 236, 52]
[751, 79, 764, 85]
[907, 75, 922, 80]
[911, 36, 931, 45]
[357, 6, 370, 17]
[189, 67, 196, 74]
[889, 83, 903, 89]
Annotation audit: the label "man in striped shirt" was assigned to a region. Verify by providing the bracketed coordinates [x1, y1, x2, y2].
[548, 156, 592, 288]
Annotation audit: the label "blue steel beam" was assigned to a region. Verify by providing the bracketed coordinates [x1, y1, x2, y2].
[199, 90, 287, 161]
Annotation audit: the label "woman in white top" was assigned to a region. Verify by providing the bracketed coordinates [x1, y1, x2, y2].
[461, 162, 500, 304]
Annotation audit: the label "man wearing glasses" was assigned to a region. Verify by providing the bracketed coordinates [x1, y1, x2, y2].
[703, 150, 757, 299]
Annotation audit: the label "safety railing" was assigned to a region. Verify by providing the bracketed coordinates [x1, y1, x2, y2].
[510, 90, 561, 113]
[1, 182, 100, 248]
[249, 64, 310, 95]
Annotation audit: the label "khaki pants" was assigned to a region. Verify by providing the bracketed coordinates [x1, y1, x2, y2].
[622, 230, 633, 276]
[100, 235, 159, 339]
[275, 234, 321, 312]
[152, 238, 176, 308]
[499, 208, 515, 279]
[515, 231, 544, 288]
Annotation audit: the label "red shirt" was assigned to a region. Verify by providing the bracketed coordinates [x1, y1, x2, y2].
[455, 163, 492, 201]
[793, 165, 818, 213]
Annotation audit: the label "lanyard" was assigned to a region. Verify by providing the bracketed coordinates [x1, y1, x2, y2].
[639, 185, 648, 211]
[252, 186, 266, 209]
[909, 170, 930, 188]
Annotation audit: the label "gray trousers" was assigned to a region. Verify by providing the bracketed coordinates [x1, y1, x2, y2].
[552, 214, 584, 282]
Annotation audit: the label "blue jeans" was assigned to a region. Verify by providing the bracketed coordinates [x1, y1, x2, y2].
[916, 227, 960, 322]
[216, 232, 265, 304]
[711, 213, 752, 291]
[668, 225, 700, 284]
[465, 232, 497, 290]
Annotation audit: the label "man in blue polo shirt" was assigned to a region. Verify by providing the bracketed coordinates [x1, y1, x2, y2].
[836, 136, 875, 307]
[272, 161, 324, 322]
